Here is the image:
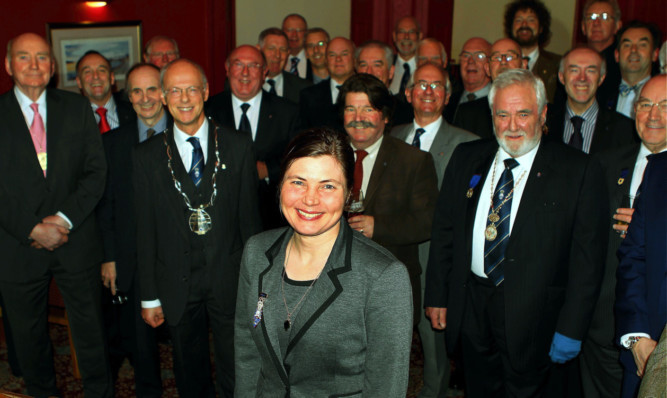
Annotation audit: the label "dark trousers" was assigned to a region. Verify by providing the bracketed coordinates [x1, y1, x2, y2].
[580, 338, 622, 398]
[461, 274, 551, 398]
[0, 262, 112, 398]
[0, 292, 21, 376]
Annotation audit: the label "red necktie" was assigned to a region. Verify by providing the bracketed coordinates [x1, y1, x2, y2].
[353, 150, 368, 198]
[96, 107, 111, 134]
[29, 103, 47, 176]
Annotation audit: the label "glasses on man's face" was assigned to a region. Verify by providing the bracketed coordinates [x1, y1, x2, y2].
[284, 28, 305, 34]
[230, 61, 263, 73]
[165, 86, 204, 98]
[490, 53, 518, 63]
[460, 52, 487, 62]
[149, 51, 179, 58]
[585, 12, 613, 22]
[413, 81, 445, 91]
[635, 99, 667, 114]
[306, 41, 327, 50]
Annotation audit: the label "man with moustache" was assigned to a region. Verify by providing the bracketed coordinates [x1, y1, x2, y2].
[76, 50, 134, 133]
[143, 36, 180, 68]
[96, 63, 169, 396]
[304, 28, 330, 83]
[339, 72, 438, 333]
[504, 0, 561, 103]
[299, 37, 356, 130]
[392, 63, 478, 398]
[598, 21, 661, 118]
[444, 37, 491, 123]
[282, 13, 309, 79]
[588, 74, 666, 398]
[0, 32, 111, 397]
[454, 38, 527, 139]
[389, 16, 423, 95]
[425, 69, 607, 397]
[257, 28, 311, 104]
[135, 59, 261, 397]
[546, 47, 636, 154]
[417, 38, 448, 68]
[207, 45, 299, 230]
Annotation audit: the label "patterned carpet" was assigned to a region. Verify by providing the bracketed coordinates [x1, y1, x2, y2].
[0, 324, 464, 397]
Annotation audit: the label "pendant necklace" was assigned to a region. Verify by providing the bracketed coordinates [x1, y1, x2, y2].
[485, 154, 526, 241]
[281, 239, 323, 330]
[163, 127, 221, 235]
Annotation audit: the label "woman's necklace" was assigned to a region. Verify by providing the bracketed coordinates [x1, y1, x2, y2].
[281, 239, 324, 330]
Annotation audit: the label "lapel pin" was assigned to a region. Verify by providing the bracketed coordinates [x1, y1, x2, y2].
[617, 168, 629, 185]
[467, 174, 481, 198]
[221, 164, 226, 170]
[252, 293, 267, 328]
[537, 172, 542, 177]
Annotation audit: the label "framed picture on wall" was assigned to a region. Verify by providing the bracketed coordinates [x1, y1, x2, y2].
[47, 21, 142, 91]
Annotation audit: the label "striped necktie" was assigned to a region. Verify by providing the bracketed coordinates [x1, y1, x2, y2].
[187, 137, 204, 187]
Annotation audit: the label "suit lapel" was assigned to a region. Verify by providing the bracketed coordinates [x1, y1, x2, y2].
[590, 108, 609, 153]
[45, 89, 67, 183]
[218, 92, 236, 130]
[3, 91, 45, 179]
[610, 145, 639, 209]
[160, 128, 193, 241]
[364, 137, 390, 206]
[255, 93, 272, 154]
[464, 144, 497, 261]
[430, 122, 453, 172]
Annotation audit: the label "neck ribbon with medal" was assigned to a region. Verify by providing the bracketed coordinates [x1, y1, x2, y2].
[163, 127, 221, 235]
[484, 155, 526, 241]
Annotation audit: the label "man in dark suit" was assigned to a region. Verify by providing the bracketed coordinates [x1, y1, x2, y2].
[96, 63, 169, 397]
[392, 63, 478, 398]
[389, 16, 422, 95]
[75, 50, 134, 133]
[444, 37, 491, 124]
[257, 28, 312, 104]
[614, 75, 666, 398]
[282, 13, 309, 79]
[339, 73, 439, 324]
[546, 47, 636, 154]
[299, 37, 356, 131]
[586, 74, 666, 398]
[503, 0, 561, 103]
[454, 38, 527, 139]
[207, 45, 299, 230]
[135, 59, 261, 397]
[304, 28, 330, 83]
[0, 32, 112, 397]
[425, 69, 607, 397]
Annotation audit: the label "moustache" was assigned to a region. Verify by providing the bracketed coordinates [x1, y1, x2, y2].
[517, 27, 534, 34]
[346, 120, 377, 129]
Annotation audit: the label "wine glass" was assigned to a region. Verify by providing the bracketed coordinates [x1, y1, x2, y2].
[345, 190, 365, 219]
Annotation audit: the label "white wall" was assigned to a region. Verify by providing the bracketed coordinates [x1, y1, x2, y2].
[236, 0, 351, 46]
[451, 0, 576, 61]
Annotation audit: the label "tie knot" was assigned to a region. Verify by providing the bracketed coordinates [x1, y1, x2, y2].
[96, 107, 107, 117]
[415, 128, 425, 138]
[267, 79, 275, 87]
[241, 103, 250, 114]
[187, 136, 202, 150]
[403, 63, 410, 72]
[570, 116, 584, 130]
[291, 57, 299, 66]
[355, 149, 368, 163]
[504, 158, 519, 170]
[467, 93, 476, 102]
[30, 103, 39, 113]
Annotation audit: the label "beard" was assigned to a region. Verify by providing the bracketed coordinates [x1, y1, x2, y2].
[496, 129, 541, 157]
[514, 28, 538, 47]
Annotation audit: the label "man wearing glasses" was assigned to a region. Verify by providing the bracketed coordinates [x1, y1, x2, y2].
[143, 35, 180, 69]
[304, 28, 330, 83]
[282, 13, 309, 79]
[389, 16, 423, 95]
[135, 58, 261, 397]
[444, 37, 491, 123]
[453, 38, 526, 139]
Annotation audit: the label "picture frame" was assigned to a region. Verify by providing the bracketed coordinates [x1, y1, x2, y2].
[47, 21, 142, 91]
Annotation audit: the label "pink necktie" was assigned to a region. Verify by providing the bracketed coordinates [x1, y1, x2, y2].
[29, 103, 47, 176]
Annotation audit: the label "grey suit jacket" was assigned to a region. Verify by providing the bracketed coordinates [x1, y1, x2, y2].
[235, 222, 413, 397]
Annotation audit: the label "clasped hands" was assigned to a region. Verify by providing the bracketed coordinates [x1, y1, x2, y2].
[29, 215, 70, 251]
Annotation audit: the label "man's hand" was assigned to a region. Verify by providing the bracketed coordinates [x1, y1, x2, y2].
[29, 222, 69, 251]
[101, 261, 117, 295]
[142, 306, 165, 328]
[42, 214, 70, 229]
[631, 337, 657, 377]
[425, 307, 447, 330]
[348, 215, 375, 238]
[256, 161, 269, 180]
[612, 207, 634, 238]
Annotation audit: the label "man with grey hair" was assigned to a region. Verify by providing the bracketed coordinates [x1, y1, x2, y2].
[143, 35, 180, 68]
[417, 38, 448, 68]
[282, 13, 309, 78]
[390, 16, 423, 94]
[425, 68, 607, 397]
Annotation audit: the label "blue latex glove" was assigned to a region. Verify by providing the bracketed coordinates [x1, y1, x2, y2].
[549, 332, 581, 363]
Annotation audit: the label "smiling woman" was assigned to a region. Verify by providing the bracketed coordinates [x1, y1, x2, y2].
[235, 127, 414, 397]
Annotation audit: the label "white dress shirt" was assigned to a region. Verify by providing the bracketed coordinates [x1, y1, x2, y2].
[263, 73, 284, 97]
[525, 47, 539, 71]
[471, 144, 540, 277]
[284, 49, 307, 79]
[403, 116, 443, 152]
[231, 91, 262, 140]
[389, 55, 417, 95]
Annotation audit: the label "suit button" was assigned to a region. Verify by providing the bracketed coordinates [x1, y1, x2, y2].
[182, 276, 188, 282]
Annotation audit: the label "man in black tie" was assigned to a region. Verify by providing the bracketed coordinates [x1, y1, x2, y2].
[425, 69, 608, 397]
[135, 59, 261, 397]
[257, 28, 312, 104]
[389, 16, 422, 95]
[546, 47, 636, 154]
[282, 13, 309, 79]
[207, 45, 299, 229]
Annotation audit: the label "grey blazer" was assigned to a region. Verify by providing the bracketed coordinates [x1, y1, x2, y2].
[235, 221, 413, 397]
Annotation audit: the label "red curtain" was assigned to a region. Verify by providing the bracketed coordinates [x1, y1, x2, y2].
[350, 0, 455, 56]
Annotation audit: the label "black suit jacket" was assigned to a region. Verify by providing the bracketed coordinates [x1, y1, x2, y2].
[113, 91, 135, 128]
[133, 121, 262, 324]
[0, 88, 106, 281]
[452, 96, 493, 139]
[545, 103, 637, 154]
[281, 71, 312, 104]
[425, 139, 608, 372]
[298, 78, 343, 131]
[443, 89, 463, 124]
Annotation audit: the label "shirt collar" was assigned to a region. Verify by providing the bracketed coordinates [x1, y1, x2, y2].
[566, 99, 599, 119]
[14, 86, 46, 108]
[231, 90, 263, 109]
[351, 134, 384, 158]
[138, 111, 168, 135]
[497, 138, 540, 168]
[414, 115, 443, 131]
[173, 118, 209, 148]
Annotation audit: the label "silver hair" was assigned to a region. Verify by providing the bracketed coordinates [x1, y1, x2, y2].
[488, 68, 546, 114]
[355, 40, 394, 67]
[417, 38, 448, 65]
[406, 64, 452, 94]
[145, 36, 180, 56]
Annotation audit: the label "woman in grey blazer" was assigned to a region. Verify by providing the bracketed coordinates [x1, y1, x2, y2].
[235, 128, 413, 397]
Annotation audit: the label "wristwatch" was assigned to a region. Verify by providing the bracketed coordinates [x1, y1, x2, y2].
[623, 336, 644, 350]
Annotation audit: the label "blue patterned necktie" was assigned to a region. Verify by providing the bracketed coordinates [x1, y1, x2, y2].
[187, 137, 204, 187]
[484, 158, 519, 286]
[619, 83, 637, 96]
[290, 57, 299, 75]
[412, 128, 425, 149]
